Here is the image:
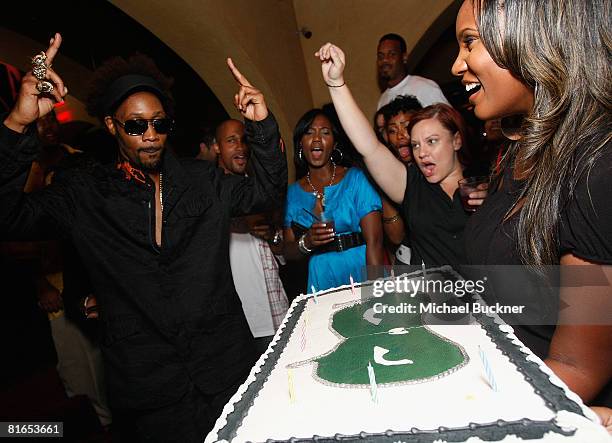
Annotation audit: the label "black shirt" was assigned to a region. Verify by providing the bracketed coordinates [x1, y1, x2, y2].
[467, 141, 612, 264]
[0, 113, 287, 410]
[465, 142, 612, 405]
[401, 164, 470, 266]
[464, 162, 559, 359]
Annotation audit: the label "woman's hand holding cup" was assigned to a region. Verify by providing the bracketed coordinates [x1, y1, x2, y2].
[305, 221, 335, 249]
[458, 176, 489, 212]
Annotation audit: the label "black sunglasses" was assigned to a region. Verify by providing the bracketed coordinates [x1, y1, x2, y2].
[113, 118, 174, 136]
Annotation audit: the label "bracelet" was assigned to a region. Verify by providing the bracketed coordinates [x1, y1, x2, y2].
[268, 229, 283, 246]
[83, 296, 90, 318]
[383, 214, 400, 224]
[326, 81, 346, 88]
[298, 233, 312, 255]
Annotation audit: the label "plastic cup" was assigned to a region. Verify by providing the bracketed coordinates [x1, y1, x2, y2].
[320, 211, 335, 236]
[458, 176, 489, 212]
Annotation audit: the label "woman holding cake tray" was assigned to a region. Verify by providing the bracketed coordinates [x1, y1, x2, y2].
[449, 0, 612, 409]
[282, 109, 384, 292]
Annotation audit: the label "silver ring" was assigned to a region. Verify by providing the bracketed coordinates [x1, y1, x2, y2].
[33, 65, 47, 80]
[32, 51, 48, 80]
[32, 51, 47, 66]
[36, 80, 54, 94]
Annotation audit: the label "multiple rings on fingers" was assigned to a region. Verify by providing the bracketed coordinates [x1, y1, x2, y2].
[36, 80, 54, 93]
[32, 51, 48, 79]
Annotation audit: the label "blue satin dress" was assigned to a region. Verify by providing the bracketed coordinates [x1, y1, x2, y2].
[284, 167, 382, 292]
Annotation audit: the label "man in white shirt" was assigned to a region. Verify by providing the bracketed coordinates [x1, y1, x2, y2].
[214, 119, 288, 355]
[376, 33, 450, 110]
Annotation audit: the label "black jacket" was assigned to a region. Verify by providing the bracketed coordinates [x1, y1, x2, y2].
[0, 113, 287, 410]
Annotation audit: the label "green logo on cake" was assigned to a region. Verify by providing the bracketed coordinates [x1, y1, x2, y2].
[314, 292, 467, 385]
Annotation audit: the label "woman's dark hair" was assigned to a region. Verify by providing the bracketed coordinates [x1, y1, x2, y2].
[474, 0, 611, 266]
[373, 107, 385, 145]
[293, 108, 348, 178]
[407, 103, 472, 166]
[382, 95, 422, 123]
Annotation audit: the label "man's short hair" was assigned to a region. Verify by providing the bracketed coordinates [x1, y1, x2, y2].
[215, 119, 244, 145]
[378, 33, 407, 53]
[382, 95, 423, 122]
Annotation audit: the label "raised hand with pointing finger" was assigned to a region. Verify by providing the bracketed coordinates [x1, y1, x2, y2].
[0, 43, 288, 441]
[226, 58, 268, 122]
[4, 33, 68, 134]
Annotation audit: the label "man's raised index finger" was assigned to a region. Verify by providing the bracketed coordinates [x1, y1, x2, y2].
[45, 33, 62, 65]
[226, 57, 252, 87]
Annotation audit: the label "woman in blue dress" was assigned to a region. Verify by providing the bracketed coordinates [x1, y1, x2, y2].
[283, 109, 384, 292]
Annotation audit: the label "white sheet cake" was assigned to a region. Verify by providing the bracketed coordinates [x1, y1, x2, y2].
[206, 267, 609, 443]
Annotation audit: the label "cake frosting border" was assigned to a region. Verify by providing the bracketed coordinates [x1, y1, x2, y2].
[208, 266, 594, 443]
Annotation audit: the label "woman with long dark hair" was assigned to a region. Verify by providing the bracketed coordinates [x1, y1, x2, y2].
[283, 109, 384, 291]
[451, 0, 611, 408]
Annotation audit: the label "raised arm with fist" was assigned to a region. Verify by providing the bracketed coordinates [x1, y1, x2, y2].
[315, 43, 346, 88]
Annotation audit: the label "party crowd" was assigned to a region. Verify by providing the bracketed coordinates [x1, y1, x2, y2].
[0, 0, 610, 441]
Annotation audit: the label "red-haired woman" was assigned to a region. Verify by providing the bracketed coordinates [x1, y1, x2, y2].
[313, 43, 486, 267]
[398, 103, 479, 266]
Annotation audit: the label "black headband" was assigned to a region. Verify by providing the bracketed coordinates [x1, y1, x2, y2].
[101, 74, 166, 116]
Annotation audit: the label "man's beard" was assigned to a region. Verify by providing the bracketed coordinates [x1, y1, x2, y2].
[134, 144, 165, 173]
[378, 62, 394, 79]
[137, 156, 163, 173]
[118, 147, 164, 173]
[378, 71, 391, 82]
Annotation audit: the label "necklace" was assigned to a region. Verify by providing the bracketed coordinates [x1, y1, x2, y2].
[159, 171, 164, 213]
[307, 161, 336, 208]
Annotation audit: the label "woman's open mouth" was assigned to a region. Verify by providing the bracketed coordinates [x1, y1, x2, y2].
[421, 161, 436, 177]
[465, 82, 482, 102]
[310, 146, 324, 161]
[398, 147, 411, 161]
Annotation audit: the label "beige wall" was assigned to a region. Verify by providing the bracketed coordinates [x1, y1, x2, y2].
[3, 2, 455, 180]
[294, 0, 453, 117]
[110, 0, 454, 180]
[110, 0, 314, 180]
